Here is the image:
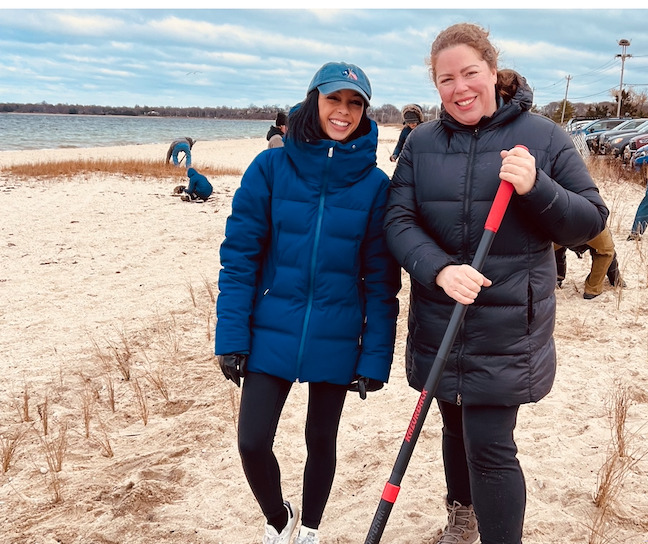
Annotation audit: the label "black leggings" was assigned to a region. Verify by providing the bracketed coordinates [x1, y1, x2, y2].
[238, 371, 348, 529]
[437, 400, 526, 544]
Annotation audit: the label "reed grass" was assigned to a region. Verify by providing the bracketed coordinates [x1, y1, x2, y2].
[131, 377, 149, 426]
[588, 381, 647, 543]
[585, 156, 645, 187]
[143, 364, 171, 403]
[81, 383, 94, 439]
[107, 328, 133, 382]
[1, 158, 241, 179]
[1, 430, 25, 473]
[89, 416, 114, 458]
[37, 396, 49, 436]
[201, 274, 216, 304]
[21, 382, 32, 423]
[39, 423, 68, 473]
[104, 375, 116, 413]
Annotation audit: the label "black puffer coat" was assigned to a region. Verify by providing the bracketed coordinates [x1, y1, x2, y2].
[385, 75, 608, 406]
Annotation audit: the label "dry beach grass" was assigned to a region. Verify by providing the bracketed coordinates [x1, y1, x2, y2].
[0, 128, 647, 543]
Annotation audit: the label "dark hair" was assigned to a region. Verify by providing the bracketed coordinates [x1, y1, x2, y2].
[428, 23, 499, 84]
[287, 89, 372, 143]
[275, 111, 287, 127]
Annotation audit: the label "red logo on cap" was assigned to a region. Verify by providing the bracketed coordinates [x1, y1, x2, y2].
[343, 69, 358, 81]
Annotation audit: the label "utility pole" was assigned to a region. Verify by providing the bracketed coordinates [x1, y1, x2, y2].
[561, 75, 572, 125]
[616, 39, 631, 118]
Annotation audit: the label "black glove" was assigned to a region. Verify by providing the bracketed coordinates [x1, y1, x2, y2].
[173, 185, 186, 194]
[348, 376, 384, 400]
[217, 353, 248, 387]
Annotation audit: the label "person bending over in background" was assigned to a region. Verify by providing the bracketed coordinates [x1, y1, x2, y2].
[554, 224, 624, 299]
[166, 137, 195, 167]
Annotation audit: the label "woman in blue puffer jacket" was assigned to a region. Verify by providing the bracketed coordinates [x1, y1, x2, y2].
[384, 24, 608, 544]
[215, 62, 400, 544]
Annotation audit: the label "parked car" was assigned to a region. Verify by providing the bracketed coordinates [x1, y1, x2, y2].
[565, 118, 597, 135]
[624, 132, 648, 164]
[599, 120, 648, 158]
[569, 117, 627, 138]
[585, 118, 644, 154]
[632, 144, 648, 181]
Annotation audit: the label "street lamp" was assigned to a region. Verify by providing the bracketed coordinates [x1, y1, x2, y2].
[616, 39, 631, 118]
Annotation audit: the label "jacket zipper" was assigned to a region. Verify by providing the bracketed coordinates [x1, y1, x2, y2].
[296, 145, 333, 379]
[456, 130, 480, 405]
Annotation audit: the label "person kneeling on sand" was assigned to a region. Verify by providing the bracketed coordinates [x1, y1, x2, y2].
[173, 168, 213, 202]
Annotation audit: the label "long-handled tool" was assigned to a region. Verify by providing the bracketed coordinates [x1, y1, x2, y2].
[364, 145, 528, 544]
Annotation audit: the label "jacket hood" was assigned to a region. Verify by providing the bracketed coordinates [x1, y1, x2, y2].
[266, 125, 284, 141]
[283, 118, 380, 187]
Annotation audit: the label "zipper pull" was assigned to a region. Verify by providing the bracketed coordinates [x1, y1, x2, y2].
[328, 146, 333, 158]
[456, 393, 462, 406]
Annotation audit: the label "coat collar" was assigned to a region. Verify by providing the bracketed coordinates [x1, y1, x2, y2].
[284, 119, 379, 187]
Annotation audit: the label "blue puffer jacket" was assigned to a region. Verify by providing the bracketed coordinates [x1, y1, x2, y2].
[216, 119, 400, 385]
[385, 76, 608, 406]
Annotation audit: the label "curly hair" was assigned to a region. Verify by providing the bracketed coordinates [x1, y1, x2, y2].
[428, 23, 499, 84]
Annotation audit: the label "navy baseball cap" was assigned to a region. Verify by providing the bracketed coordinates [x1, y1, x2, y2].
[308, 62, 372, 104]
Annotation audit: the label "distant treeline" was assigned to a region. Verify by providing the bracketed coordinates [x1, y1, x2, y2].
[0, 102, 288, 121]
[4, 96, 647, 126]
[0, 101, 426, 125]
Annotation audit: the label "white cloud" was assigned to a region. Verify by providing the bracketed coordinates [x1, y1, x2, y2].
[52, 12, 122, 35]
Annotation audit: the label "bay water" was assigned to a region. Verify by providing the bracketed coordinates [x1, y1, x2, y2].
[0, 113, 271, 151]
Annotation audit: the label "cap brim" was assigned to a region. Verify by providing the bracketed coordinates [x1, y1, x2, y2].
[317, 81, 370, 104]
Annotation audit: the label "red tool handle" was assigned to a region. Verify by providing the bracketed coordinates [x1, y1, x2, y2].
[484, 145, 528, 233]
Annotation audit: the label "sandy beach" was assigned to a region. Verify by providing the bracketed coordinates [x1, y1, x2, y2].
[1, 125, 647, 544]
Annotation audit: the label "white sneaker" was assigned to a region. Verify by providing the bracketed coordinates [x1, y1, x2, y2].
[294, 529, 319, 544]
[263, 501, 299, 544]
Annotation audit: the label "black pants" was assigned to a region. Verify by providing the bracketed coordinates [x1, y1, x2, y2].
[238, 371, 348, 529]
[437, 400, 526, 544]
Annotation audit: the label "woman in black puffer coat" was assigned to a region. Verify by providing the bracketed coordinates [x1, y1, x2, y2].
[384, 23, 608, 544]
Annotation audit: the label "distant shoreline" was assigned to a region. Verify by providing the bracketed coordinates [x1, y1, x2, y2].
[1, 111, 271, 121]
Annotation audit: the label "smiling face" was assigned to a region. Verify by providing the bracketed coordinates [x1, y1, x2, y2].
[318, 88, 365, 142]
[434, 43, 498, 126]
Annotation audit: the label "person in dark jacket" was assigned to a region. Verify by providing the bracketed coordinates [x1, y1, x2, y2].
[215, 61, 400, 544]
[384, 24, 608, 544]
[266, 111, 288, 148]
[165, 137, 195, 167]
[390, 103, 423, 162]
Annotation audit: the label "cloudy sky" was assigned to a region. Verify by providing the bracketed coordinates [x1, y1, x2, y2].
[2, 8, 647, 111]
